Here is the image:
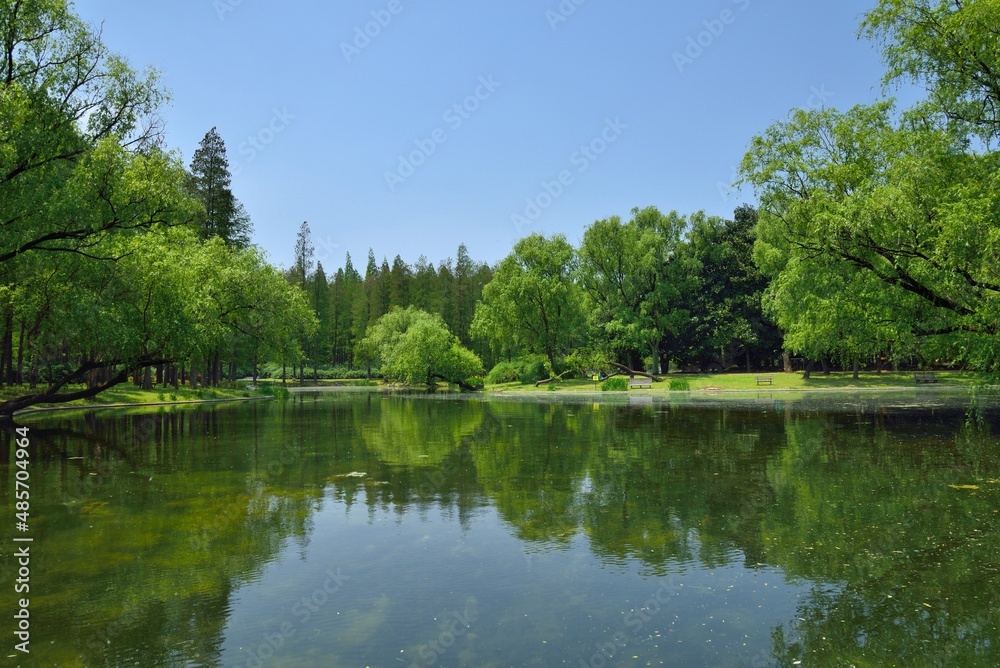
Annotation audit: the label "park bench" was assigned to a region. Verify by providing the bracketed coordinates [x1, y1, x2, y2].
[914, 372, 937, 384]
[629, 376, 653, 389]
[755, 375, 773, 385]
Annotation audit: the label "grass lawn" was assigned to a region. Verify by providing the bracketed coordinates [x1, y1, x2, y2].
[486, 370, 986, 394]
[5, 383, 265, 414]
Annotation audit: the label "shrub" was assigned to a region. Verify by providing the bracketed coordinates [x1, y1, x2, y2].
[466, 376, 486, 390]
[669, 378, 691, 391]
[518, 356, 549, 385]
[601, 376, 629, 392]
[486, 361, 521, 385]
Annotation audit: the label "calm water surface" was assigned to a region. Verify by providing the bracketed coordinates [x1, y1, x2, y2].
[2, 390, 999, 667]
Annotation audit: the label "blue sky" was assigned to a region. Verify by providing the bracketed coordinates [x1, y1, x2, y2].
[73, 0, 909, 271]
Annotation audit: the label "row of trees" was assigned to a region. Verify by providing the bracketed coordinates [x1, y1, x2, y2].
[0, 1, 314, 415]
[283, 222, 493, 380]
[473, 0, 1000, 383]
[5, 0, 996, 402]
[472, 205, 782, 379]
[281, 204, 781, 385]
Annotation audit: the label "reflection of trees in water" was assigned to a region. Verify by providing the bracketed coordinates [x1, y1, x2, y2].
[7, 397, 999, 665]
[579, 406, 782, 572]
[1, 405, 322, 667]
[765, 411, 1000, 665]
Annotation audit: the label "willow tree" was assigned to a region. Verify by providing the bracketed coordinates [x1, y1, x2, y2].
[740, 0, 1000, 371]
[360, 306, 482, 388]
[578, 207, 692, 374]
[471, 233, 584, 374]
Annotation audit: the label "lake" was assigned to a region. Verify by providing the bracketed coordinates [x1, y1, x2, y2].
[2, 389, 999, 667]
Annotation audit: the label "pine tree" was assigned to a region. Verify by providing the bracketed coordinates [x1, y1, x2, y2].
[389, 255, 411, 307]
[292, 221, 315, 285]
[310, 262, 331, 378]
[189, 128, 252, 247]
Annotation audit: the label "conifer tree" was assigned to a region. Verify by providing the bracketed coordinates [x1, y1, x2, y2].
[189, 128, 251, 247]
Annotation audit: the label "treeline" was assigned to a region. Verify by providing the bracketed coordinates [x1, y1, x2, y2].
[471, 205, 783, 382]
[279, 204, 784, 385]
[0, 3, 314, 415]
[281, 222, 493, 379]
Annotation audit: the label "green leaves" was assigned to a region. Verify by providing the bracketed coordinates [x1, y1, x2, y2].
[861, 0, 1000, 142]
[471, 233, 583, 371]
[578, 207, 689, 371]
[361, 306, 482, 386]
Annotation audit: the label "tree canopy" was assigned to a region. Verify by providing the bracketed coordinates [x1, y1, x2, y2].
[471, 233, 584, 374]
[359, 306, 482, 387]
[740, 0, 1000, 371]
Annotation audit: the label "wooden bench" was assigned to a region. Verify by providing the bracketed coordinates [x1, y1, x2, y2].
[755, 375, 773, 385]
[629, 376, 653, 389]
[914, 372, 937, 384]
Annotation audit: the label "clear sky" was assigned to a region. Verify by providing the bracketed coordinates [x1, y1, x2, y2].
[73, 0, 909, 272]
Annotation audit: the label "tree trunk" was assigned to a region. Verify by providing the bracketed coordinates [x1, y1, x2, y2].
[746, 349, 752, 373]
[853, 359, 860, 380]
[0, 307, 13, 386]
[606, 361, 662, 381]
[142, 365, 152, 390]
[820, 357, 830, 375]
[15, 320, 25, 384]
[782, 350, 792, 373]
[190, 359, 198, 390]
[803, 359, 815, 380]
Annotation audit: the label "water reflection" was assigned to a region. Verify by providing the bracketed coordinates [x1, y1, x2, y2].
[0, 392, 997, 666]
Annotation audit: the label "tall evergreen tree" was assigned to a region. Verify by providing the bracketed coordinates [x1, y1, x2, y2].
[310, 262, 331, 377]
[189, 128, 251, 247]
[451, 243, 477, 346]
[291, 221, 315, 286]
[389, 255, 412, 308]
[377, 257, 392, 316]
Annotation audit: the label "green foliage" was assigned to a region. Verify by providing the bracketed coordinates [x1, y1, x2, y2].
[861, 0, 1000, 143]
[518, 356, 549, 385]
[601, 377, 629, 392]
[579, 207, 692, 373]
[674, 206, 782, 370]
[486, 362, 522, 385]
[668, 377, 691, 391]
[188, 127, 251, 247]
[472, 233, 584, 371]
[736, 0, 1000, 373]
[360, 306, 483, 386]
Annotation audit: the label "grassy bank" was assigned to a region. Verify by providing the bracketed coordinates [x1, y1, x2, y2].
[486, 371, 986, 394]
[4, 383, 269, 415]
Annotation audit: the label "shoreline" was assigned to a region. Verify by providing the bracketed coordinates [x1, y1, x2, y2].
[12, 395, 273, 418]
